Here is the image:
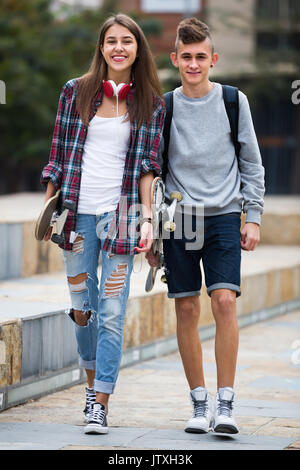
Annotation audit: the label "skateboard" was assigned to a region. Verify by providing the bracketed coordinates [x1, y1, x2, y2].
[34, 189, 75, 244]
[145, 177, 182, 292]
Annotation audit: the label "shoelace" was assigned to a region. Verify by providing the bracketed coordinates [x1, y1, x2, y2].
[91, 406, 106, 424]
[192, 398, 208, 418]
[217, 398, 233, 417]
[84, 388, 96, 413]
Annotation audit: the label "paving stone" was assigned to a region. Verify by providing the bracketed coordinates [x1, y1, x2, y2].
[0, 310, 299, 450]
[249, 376, 300, 391]
[0, 423, 295, 450]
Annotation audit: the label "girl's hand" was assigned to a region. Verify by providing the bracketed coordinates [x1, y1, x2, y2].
[134, 221, 153, 253]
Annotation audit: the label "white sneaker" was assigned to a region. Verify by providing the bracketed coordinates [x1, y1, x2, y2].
[184, 387, 213, 434]
[212, 387, 239, 434]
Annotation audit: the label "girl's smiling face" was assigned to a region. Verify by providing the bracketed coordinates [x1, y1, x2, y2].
[101, 24, 138, 79]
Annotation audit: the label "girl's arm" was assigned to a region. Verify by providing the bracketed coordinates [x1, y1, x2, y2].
[136, 171, 154, 253]
[43, 181, 57, 241]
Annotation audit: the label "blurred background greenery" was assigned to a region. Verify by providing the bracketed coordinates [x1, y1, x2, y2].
[0, 0, 299, 194]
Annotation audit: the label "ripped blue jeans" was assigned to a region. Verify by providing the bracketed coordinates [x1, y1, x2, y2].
[62, 212, 134, 394]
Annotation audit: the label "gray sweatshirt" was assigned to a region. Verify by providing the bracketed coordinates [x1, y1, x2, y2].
[159, 83, 265, 224]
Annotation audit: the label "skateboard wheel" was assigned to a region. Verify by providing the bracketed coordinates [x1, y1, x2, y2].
[170, 191, 182, 202]
[51, 233, 64, 244]
[63, 199, 75, 211]
[160, 274, 167, 283]
[164, 220, 176, 232]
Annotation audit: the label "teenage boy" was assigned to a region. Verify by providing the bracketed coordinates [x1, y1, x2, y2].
[146, 18, 265, 434]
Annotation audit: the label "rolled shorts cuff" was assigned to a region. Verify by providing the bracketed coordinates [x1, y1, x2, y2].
[93, 379, 115, 395]
[207, 283, 241, 297]
[168, 290, 201, 299]
[79, 358, 96, 370]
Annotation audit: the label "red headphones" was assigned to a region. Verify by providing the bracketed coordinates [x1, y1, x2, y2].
[102, 80, 133, 100]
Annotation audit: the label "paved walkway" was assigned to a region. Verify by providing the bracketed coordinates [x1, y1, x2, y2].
[0, 310, 299, 450]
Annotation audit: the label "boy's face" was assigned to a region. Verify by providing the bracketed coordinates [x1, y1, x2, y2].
[170, 38, 218, 87]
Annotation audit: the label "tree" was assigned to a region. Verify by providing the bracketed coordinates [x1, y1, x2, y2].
[0, 0, 118, 192]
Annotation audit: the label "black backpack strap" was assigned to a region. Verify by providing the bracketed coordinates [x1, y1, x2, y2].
[222, 85, 241, 158]
[162, 91, 174, 182]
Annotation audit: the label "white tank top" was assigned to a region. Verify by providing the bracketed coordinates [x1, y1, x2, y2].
[77, 114, 130, 215]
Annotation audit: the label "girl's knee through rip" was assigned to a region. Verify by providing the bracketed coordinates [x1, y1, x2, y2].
[73, 309, 91, 327]
[67, 273, 91, 326]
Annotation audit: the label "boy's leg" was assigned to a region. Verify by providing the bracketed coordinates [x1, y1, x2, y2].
[175, 295, 205, 389]
[210, 289, 239, 388]
[203, 213, 241, 433]
[163, 211, 205, 389]
[175, 296, 215, 433]
[163, 214, 213, 432]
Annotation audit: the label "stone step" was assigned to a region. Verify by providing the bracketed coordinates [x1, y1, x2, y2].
[0, 245, 300, 410]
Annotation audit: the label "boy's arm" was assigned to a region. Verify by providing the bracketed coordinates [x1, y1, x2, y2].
[238, 92, 265, 225]
[238, 92, 265, 250]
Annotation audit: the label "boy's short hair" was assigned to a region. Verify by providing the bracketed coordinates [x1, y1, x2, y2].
[175, 17, 214, 54]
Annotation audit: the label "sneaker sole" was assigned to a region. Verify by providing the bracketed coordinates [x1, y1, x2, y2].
[84, 424, 109, 434]
[213, 424, 239, 434]
[185, 427, 209, 434]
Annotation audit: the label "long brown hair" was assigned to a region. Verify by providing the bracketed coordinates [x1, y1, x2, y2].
[76, 14, 162, 128]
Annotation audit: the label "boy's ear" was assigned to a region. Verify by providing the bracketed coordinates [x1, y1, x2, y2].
[211, 52, 219, 67]
[170, 52, 178, 68]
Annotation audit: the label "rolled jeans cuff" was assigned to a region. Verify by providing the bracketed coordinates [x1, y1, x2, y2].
[168, 290, 200, 299]
[207, 282, 241, 297]
[79, 357, 96, 370]
[94, 379, 115, 394]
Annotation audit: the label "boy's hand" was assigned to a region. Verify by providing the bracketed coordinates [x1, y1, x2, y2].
[240, 222, 260, 251]
[145, 247, 159, 267]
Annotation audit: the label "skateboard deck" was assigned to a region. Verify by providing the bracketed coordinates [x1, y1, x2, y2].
[35, 190, 61, 241]
[145, 177, 165, 292]
[35, 190, 75, 244]
[145, 178, 182, 292]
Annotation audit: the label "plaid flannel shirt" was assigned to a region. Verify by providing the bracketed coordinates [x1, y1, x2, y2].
[41, 78, 165, 254]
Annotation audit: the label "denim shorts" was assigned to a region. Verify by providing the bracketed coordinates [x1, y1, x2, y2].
[163, 212, 242, 298]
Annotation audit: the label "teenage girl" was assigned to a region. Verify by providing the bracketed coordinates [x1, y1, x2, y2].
[40, 14, 165, 434]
